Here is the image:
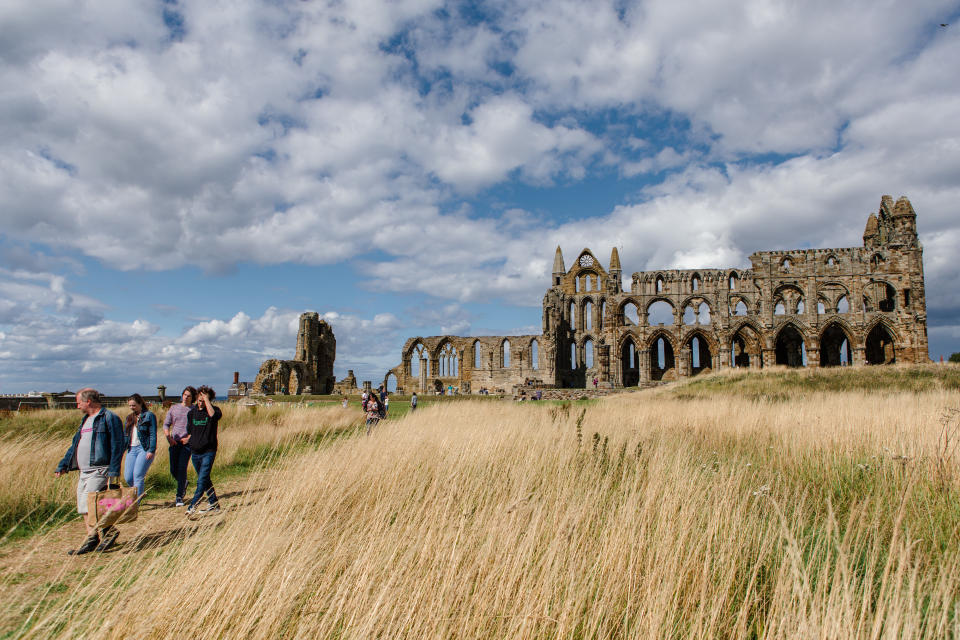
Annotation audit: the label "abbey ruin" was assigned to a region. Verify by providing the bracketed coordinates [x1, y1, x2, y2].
[385, 195, 929, 393]
[252, 312, 336, 395]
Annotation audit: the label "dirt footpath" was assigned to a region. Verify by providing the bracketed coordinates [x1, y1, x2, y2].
[0, 473, 266, 617]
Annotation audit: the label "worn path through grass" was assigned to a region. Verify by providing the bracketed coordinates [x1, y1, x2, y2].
[0, 472, 266, 629]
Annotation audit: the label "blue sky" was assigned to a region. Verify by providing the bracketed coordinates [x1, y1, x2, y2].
[1, 0, 959, 394]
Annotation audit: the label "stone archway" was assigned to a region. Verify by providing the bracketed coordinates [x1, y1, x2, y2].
[731, 325, 761, 368]
[775, 325, 806, 367]
[688, 334, 712, 376]
[649, 335, 676, 381]
[620, 337, 639, 387]
[820, 323, 852, 367]
[865, 324, 896, 364]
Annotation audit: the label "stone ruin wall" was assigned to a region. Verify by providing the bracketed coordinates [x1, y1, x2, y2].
[384, 335, 548, 395]
[252, 312, 337, 395]
[388, 195, 929, 393]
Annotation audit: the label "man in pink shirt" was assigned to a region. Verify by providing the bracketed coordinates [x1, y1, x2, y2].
[163, 386, 196, 507]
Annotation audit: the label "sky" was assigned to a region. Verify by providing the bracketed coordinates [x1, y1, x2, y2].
[1, 0, 959, 395]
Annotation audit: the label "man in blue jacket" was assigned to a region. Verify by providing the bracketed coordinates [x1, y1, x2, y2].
[54, 388, 125, 555]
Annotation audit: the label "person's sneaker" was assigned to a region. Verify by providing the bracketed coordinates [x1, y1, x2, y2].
[95, 527, 119, 552]
[68, 533, 100, 556]
[175, 499, 185, 507]
[185, 505, 195, 516]
[200, 503, 221, 514]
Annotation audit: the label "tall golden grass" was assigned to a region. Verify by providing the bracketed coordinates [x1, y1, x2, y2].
[0, 404, 362, 539]
[3, 384, 959, 638]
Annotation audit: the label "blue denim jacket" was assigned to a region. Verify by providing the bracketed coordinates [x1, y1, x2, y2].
[56, 408, 125, 476]
[125, 410, 158, 454]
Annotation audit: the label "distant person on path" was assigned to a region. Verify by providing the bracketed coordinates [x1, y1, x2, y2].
[365, 396, 380, 435]
[383, 394, 389, 416]
[182, 386, 222, 515]
[410, 392, 417, 412]
[54, 388, 125, 555]
[341, 397, 349, 409]
[163, 386, 196, 507]
[123, 394, 157, 497]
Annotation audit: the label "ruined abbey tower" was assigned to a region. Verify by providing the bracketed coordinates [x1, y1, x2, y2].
[253, 312, 336, 395]
[386, 195, 928, 393]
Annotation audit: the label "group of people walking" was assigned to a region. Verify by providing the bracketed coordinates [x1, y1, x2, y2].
[54, 386, 222, 555]
[54, 385, 424, 555]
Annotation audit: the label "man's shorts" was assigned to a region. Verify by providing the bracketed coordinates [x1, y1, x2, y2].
[76, 468, 109, 514]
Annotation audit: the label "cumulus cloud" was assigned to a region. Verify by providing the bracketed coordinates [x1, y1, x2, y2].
[1, 0, 959, 386]
[0, 267, 409, 393]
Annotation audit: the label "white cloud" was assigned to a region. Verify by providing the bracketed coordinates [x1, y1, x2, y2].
[1, 0, 959, 385]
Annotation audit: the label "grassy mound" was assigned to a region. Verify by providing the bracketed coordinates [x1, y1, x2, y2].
[666, 363, 960, 400]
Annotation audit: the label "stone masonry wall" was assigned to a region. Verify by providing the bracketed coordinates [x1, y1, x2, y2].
[389, 195, 929, 392]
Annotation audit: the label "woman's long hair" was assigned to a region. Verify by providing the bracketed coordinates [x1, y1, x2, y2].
[127, 393, 147, 413]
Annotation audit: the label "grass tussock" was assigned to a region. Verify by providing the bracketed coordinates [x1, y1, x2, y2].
[3, 383, 960, 638]
[0, 404, 362, 541]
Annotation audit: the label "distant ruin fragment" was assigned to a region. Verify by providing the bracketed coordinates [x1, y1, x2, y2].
[386, 195, 929, 393]
[253, 312, 336, 395]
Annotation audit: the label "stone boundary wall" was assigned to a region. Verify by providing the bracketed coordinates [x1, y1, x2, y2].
[0, 395, 167, 412]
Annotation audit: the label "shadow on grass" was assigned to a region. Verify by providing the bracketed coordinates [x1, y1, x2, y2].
[102, 488, 265, 555]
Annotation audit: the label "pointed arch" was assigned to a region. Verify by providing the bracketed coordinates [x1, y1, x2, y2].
[473, 340, 482, 369]
[501, 338, 511, 368]
[864, 318, 898, 365]
[620, 333, 640, 387]
[384, 372, 398, 392]
[731, 323, 762, 368]
[819, 322, 852, 367]
[728, 271, 739, 290]
[437, 341, 458, 377]
[583, 337, 595, 368]
[620, 298, 641, 326]
[530, 338, 539, 370]
[774, 323, 807, 367]
[647, 329, 676, 381]
[408, 340, 429, 377]
[685, 330, 714, 376]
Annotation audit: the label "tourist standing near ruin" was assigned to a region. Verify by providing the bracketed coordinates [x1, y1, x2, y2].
[123, 394, 157, 497]
[182, 386, 222, 515]
[53, 388, 125, 555]
[410, 392, 417, 412]
[163, 386, 196, 507]
[365, 396, 380, 435]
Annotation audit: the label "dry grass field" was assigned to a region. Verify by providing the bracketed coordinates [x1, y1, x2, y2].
[2, 365, 959, 639]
